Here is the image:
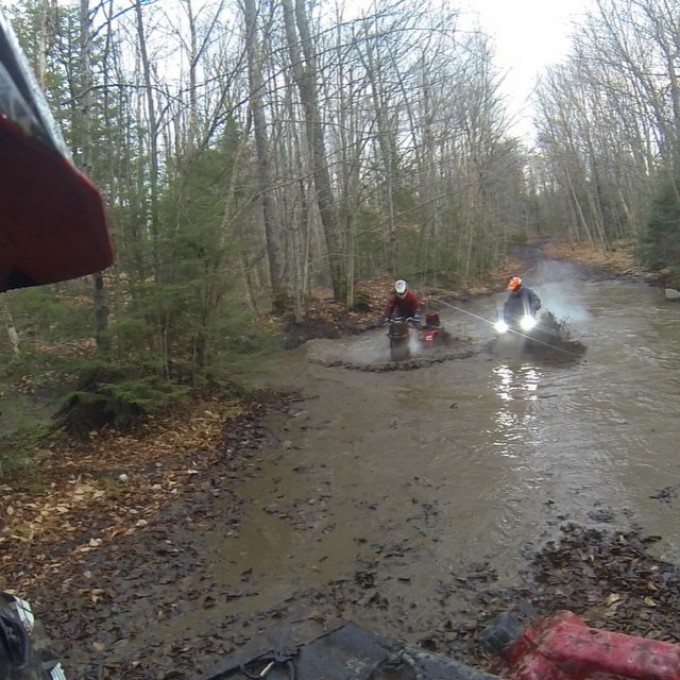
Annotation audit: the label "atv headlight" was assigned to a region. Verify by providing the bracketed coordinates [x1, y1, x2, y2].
[520, 315, 537, 331]
[494, 319, 509, 334]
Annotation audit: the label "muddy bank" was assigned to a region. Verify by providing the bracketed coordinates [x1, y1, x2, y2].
[282, 309, 379, 350]
[5, 378, 680, 673]
[539, 238, 668, 286]
[22, 477, 680, 679]
[1, 391, 297, 676]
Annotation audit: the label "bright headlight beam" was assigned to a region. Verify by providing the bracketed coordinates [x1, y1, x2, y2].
[520, 315, 537, 331]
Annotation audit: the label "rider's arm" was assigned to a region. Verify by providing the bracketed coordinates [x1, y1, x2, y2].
[528, 289, 541, 311]
[384, 295, 396, 319]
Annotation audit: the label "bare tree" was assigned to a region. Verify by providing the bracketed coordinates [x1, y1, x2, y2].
[241, 0, 283, 295]
[281, 0, 346, 301]
[532, 0, 680, 247]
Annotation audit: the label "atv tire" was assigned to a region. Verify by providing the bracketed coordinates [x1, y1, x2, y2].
[390, 340, 410, 362]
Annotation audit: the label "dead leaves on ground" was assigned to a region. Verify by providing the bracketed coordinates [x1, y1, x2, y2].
[0, 396, 258, 594]
[542, 238, 637, 273]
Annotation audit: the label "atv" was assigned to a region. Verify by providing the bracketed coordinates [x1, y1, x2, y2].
[0, 592, 65, 680]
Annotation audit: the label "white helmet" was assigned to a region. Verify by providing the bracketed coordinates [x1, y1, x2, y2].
[394, 279, 408, 296]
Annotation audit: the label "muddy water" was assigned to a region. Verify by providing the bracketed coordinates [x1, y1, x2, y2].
[222, 263, 679, 589]
[135, 261, 680, 654]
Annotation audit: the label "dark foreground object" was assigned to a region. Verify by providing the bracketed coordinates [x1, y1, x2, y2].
[492, 312, 586, 364]
[0, 13, 113, 291]
[198, 619, 499, 680]
[0, 592, 65, 680]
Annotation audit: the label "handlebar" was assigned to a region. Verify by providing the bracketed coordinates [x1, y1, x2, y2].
[384, 316, 420, 325]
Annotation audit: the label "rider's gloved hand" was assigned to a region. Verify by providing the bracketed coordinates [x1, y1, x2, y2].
[383, 316, 390, 324]
[412, 314, 422, 325]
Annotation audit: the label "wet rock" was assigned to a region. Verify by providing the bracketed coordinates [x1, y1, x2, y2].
[586, 508, 616, 523]
[650, 486, 676, 504]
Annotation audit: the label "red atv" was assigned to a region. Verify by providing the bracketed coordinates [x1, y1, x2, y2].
[420, 312, 446, 348]
[386, 312, 448, 362]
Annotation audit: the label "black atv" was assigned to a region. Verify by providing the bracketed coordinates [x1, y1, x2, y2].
[0, 592, 64, 680]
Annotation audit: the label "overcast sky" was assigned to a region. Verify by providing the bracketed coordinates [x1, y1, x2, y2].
[456, 0, 596, 140]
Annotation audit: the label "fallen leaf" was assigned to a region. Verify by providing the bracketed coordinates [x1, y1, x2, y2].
[605, 593, 621, 606]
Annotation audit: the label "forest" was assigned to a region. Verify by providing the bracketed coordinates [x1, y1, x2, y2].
[1, 0, 680, 459]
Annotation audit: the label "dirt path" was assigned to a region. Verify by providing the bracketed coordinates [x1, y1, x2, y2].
[18, 377, 680, 680]
[4, 242, 678, 680]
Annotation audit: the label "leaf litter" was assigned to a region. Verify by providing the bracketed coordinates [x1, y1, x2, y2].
[3, 393, 680, 678]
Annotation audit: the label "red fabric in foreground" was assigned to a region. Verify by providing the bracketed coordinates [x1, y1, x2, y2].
[0, 116, 113, 291]
[495, 610, 680, 679]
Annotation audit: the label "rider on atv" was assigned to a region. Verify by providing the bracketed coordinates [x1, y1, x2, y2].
[503, 276, 541, 326]
[383, 279, 422, 325]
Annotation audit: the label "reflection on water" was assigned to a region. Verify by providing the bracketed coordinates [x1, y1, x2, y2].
[494, 364, 541, 402]
[492, 364, 542, 458]
[453, 269, 680, 543]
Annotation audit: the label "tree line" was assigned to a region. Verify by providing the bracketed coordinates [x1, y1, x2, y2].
[531, 0, 680, 272]
[0, 0, 525, 383]
[1, 0, 679, 423]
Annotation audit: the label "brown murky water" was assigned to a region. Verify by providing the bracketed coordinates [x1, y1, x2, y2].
[107, 261, 680, 665]
[213, 262, 680, 610]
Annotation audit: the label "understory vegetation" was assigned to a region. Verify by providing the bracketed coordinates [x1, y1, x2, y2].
[2, 0, 680, 477]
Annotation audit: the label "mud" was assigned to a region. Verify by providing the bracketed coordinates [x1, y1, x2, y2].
[26, 470, 680, 679]
[307, 336, 482, 371]
[11, 256, 680, 680]
[282, 307, 379, 350]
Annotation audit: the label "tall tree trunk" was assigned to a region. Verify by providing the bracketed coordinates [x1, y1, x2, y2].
[0, 298, 19, 355]
[184, 0, 198, 150]
[281, 0, 346, 301]
[79, 0, 110, 352]
[36, 0, 55, 89]
[360, 31, 398, 272]
[134, 0, 168, 371]
[134, 0, 161, 276]
[242, 0, 283, 295]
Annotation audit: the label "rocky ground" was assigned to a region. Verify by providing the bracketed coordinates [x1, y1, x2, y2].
[2, 237, 678, 680]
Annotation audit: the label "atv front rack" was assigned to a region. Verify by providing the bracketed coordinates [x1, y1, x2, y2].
[197, 617, 498, 680]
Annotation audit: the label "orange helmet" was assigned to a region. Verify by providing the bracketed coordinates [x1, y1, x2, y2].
[507, 276, 522, 291]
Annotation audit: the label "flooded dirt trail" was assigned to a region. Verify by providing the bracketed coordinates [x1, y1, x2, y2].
[93, 257, 676, 674]
[224, 259, 680, 612]
[45, 259, 680, 679]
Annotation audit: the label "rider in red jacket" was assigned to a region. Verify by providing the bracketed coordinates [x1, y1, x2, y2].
[384, 279, 422, 323]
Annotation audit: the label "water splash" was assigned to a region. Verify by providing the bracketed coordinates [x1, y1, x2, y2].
[345, 331, 391, 365]
[532, 261, 591, 324]
[408, 331, 422, 357]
